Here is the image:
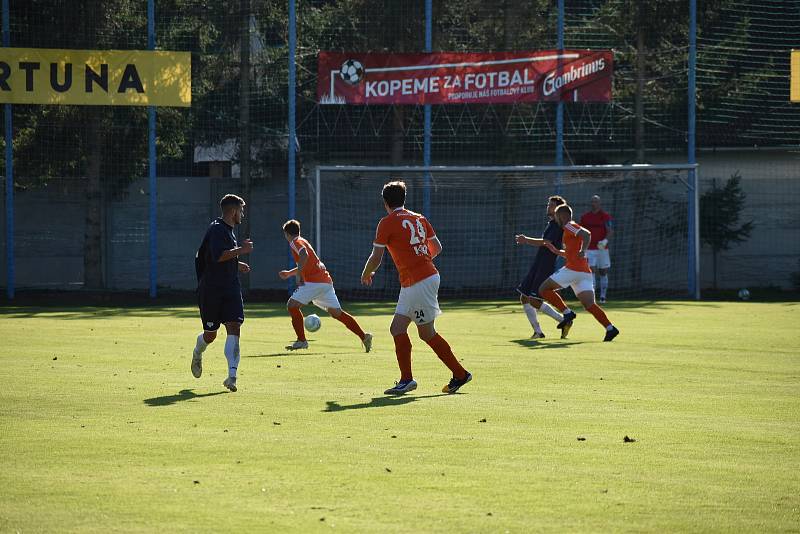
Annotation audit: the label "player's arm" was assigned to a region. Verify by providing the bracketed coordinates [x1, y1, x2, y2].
[428, 236, 442, 259]
[238, 261, 251, 273]
[604, 219, 614, 241]
[361, 245, 385, 286]
[515, 234, 544, 247]
[211, 224, 253, 263]
[278, 267, 298, 280]
[577, 228, 591, 258]
[294, 248, 309, 285]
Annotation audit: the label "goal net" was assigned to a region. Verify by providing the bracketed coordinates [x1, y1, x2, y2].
[310, 165, 699, 302]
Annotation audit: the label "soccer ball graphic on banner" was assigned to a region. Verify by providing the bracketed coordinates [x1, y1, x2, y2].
[340, 59, 365, 85]
[737, 288, 751, 301]
[304, 314, 322, 332]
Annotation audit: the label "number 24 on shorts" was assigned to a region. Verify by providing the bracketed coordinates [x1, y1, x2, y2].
[414, 309, 425, 322]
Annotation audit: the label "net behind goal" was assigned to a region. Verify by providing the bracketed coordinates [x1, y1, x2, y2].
[311, 165, 698, 301]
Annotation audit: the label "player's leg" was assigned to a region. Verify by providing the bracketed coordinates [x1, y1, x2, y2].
[574, 275, 619, 341]
[597, 249, 611, 303]
[519, 294, 544, 338]
[529, 270, 565, 326]
[384, 313, 417, 395]
[517, 267, 543, 337]
[222, 320, 241, 391]
[409, 274, 471, 393]
[539, 271, 577, 329]
[286, 298, 309, 350]
[317, 284, 372, 352]
[192, 285, 221, 378]
[416, 319, 471, 393]
[219, 290, 245, 391]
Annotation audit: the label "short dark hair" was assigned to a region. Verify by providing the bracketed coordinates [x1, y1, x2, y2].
[220, 194, 245, 210]
[382, 181, 406, 209]
[282, 219, 301, 236]
[548, 195, 566, 206]
[555, 204, 573, 218]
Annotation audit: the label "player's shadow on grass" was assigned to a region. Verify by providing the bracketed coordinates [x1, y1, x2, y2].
[144, 389, 227, 407]
[510, 339, 583, 349]
[323, 393, 450, 412]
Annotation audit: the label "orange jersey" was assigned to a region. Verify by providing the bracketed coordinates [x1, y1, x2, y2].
[562, 221, 592, 273]
[374, 208, 438, 287]
[290, 236, 333, 283]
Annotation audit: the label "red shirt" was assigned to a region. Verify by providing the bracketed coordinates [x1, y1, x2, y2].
[579, 209, 612, 249]
[562, 221, 592, 273]
[374, 208, 438, 287]
[290, 236, 332, 284]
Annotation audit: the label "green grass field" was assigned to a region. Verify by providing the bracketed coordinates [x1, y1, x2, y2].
[1, 299, 798, 532]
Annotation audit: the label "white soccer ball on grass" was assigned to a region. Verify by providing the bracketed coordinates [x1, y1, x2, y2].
[304, 313, 322, 332]
[737, 288, 750, 301]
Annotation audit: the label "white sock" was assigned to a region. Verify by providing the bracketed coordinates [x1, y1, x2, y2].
[523, 303, 542, 334]
[224, 335, 240, 378]
[599, 275, 608, 299]
[606, 324, 615, 331]
[194, 334, 208, 357]
[538, 302, 563, 322]
[563, 307, 573, 315]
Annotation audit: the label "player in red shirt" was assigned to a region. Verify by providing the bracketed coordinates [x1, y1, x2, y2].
[539, 204, 620, 341]
[579, 195, 614, 303]
[360, 181, 472, 395]
[279, 219, 372, 352]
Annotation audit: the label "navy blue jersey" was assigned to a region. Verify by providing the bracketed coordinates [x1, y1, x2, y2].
[196, 218, 239, 288]
[532, 219, 563, 273]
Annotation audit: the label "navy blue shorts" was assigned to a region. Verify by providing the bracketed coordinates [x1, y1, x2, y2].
[516, 264, 554, 299]
[198, 284, 244, 331]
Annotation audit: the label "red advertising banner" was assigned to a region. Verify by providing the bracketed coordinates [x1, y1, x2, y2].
[318, 50, 612, 105]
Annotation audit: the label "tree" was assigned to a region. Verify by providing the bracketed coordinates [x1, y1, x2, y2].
[700, 172, 754, 289]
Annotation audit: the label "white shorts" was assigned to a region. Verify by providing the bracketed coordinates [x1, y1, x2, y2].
[290, 282, 341, 311]
[396, 273, 442, 325]
[586, 249, 611, 269]
[550, 267, 595, 296]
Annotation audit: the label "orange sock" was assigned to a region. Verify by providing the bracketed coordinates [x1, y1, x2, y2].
[393, 333, 413, 381]
[426, 334, 466, 379]
[540, 288, 567, 312]
[587, 303, 611, 327]
[288, 307, 306, 341]
[335, 311, 365, 340]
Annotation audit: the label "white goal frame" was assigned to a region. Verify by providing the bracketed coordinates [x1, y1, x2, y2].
[313, 164, 700, 299]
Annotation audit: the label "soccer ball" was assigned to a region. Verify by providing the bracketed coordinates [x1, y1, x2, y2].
[339, 59, 365, 85]
[737, 288, 750, 301]
[304, 313, 322, 332]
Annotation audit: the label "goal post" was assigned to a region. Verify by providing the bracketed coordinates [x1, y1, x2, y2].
[312, 164, 700, 301]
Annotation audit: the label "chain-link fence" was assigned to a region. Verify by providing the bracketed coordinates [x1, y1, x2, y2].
[1, 0, 798, 296]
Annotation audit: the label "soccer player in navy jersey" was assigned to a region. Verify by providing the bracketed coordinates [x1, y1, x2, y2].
[514, 195, 569, 339]
[191, 194, 253, 392]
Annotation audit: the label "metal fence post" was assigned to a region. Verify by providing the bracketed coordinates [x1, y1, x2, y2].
[555, 0, 564, 193]
[423, 0, 432, 216]
[3, 0, 12, 299]
[688, 0, 699, 300]
[287, 0, 297, 290]
[148, 0, 157, 298]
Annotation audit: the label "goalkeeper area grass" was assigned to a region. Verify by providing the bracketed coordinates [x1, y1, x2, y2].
[1, 299, 797, 532]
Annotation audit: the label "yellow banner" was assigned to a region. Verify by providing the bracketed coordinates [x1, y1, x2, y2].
[0, 47, 191, 107]
[792, 50, 800, 103]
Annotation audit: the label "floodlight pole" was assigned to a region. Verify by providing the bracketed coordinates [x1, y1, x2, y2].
[2, 0, 12, 299]
[147, 0, 157, 298]
[688, 0, 700, 300]
[423, 0, 432, 216]
[555, 0, 564, 193]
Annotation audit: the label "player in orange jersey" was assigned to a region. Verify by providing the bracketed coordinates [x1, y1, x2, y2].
[538, 204, 620, 341]
[360, 181, 472, 395]
[279, 219, 373, 352]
